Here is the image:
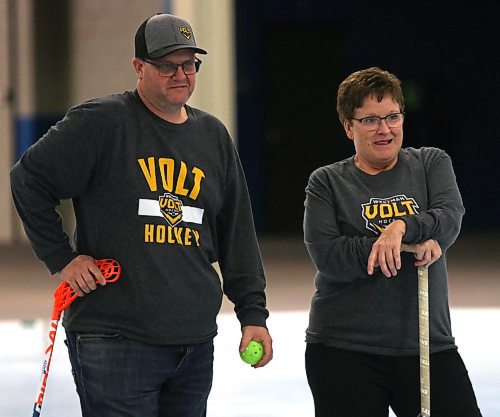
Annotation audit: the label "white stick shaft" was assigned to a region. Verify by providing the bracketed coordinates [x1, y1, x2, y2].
[418, 266, 430, 417]
[32, 318, 59, 417]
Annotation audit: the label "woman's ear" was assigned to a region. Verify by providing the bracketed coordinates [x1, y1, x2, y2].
[343, 120, 354, 141]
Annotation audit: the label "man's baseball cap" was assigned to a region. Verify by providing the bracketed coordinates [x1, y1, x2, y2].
[135, 13, 207, 59]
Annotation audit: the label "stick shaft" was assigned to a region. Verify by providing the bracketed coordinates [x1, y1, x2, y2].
[418, 265, 430, 417]
[32, 317, 60, 417]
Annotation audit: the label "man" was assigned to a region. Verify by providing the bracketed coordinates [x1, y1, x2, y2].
[11, 13, 272, 417]
[303, 67, 481, 416]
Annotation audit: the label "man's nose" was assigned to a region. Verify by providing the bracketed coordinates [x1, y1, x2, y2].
[172, 65, 187, 80]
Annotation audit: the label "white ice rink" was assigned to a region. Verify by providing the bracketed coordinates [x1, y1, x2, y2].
[1, 309, 498, 417]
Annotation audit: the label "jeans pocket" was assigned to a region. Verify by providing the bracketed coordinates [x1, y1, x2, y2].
[76, 332, 121, 342]
[75, 332, 123, 369]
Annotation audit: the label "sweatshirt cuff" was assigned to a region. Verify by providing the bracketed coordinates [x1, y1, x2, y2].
[237, 306, 269, 329]
[400, 216, 419, 244]
[43, 249, 79, 275]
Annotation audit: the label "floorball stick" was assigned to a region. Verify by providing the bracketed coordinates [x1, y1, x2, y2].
[32, 258, 121, 417]
[417, 265, 430, 417]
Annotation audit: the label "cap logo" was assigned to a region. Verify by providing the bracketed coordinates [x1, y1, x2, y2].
[179, 25, 191, 40]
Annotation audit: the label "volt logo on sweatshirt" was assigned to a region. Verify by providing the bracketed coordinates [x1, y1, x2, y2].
[137, 157, 206, 225]
[361, 194, 419, 234]
[137, 157, 206, 246]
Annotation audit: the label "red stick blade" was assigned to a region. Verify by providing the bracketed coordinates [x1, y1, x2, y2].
[52, 258, 121, 319]
[95, 258, 121, 282]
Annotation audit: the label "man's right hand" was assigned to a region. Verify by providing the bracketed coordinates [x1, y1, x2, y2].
[55, 255, 106, 297]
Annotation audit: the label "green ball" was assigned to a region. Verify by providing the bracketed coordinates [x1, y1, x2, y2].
[240, 340, 264, 365]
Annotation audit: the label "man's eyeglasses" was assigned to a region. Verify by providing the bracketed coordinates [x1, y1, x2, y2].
[351, 112, 405, 131]
[143, 58, 202, 77]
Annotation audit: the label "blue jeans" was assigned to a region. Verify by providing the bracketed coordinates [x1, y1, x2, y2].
[65, 331, 214, 417]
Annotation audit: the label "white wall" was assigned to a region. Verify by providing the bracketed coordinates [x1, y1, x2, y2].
[0, 0, 14, 243]
[0, 0, 35, 243]
[70, 0, 164, 105]
[173, 0, 237, 140]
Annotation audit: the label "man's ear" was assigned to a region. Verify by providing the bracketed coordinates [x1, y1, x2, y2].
[132, 58, 144, 78]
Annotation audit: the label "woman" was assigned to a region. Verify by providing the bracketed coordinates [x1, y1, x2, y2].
[303, 67, 481, 417]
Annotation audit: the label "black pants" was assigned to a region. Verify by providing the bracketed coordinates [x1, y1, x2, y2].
[305, 343, 482, 417]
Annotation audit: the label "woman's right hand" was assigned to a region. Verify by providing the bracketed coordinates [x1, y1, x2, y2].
[401, 239, 442, 267]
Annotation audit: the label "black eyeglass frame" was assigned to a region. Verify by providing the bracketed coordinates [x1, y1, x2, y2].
[351, 112, 405, 129]
[142, 58, 202, 76]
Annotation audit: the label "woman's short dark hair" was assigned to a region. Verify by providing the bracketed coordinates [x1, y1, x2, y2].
[336, 67, 405, 124]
